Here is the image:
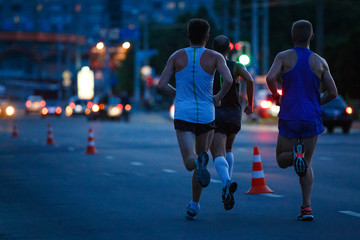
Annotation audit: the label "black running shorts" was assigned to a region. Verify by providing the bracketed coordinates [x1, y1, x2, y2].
[174, 119, 216, 136]
[214, 105, 241, 135]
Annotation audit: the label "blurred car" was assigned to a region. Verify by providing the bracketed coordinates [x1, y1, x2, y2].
[41, 101, 62, 117]
[26, 95, 46, 114]
[0, 97, 15, 118]
[322, 95, 353, 133]
[65, 97, 92, 117]
[88, 95, 123, 120]
[253, 89, 281, 118]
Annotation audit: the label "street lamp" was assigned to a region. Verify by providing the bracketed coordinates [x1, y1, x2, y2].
[96, 42, 104, 50]
[122, 41, 131, 49]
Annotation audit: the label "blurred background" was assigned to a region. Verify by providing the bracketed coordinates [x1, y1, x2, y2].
[0, 0, 359, 121]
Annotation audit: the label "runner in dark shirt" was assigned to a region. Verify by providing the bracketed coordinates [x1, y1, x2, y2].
[210, 35, 254, 210]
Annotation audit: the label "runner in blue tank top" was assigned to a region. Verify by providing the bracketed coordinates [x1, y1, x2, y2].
[266, 20, 338, 221]
[158, 19, 233, 220]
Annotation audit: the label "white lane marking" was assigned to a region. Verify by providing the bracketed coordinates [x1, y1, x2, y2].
[131, 161, 143, 166]
[163, 169, 176, 173]
[67, 147, 75, 152]
[238, 147, 250, 152]
[261, 193, 284, 198]
[105, 155, 114, 160]
[339, 211, 360, 218]
[319, 156, 332, 161]
[210, 179, 222, 184]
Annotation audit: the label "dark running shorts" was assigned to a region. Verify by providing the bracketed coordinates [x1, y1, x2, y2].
[278, 118, 325, 139]
[174, 119, 216, 136]
[214, 105, 241, 135]
[215, 121, 241, 135]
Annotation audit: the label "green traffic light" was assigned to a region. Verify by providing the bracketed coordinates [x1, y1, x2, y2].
[238, 54, 250, 66]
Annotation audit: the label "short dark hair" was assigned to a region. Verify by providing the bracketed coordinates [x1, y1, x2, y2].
[212, 35, 230, 54]
[292, 20, 313, 43]
[187, 18, 210, 44]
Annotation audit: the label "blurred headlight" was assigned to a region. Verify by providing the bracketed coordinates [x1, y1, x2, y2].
[6, 106, 15, 116]
[170, 104, 175, 120]
[92, 104, 99, 112]
[108, 106, 122, 117]
[74, 105, 83, 112]
[65, 106, 73, 117]
[42, 107, 48, 115]
[270, 105, 280, 117]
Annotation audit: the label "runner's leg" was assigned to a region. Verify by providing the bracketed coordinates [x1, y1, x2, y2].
[299, 135, 318, 207]
[210, 132, 229, 185]
[176, 130, 197, 171]
[276, 135, 298, 168]
[225, 134, 237, 177]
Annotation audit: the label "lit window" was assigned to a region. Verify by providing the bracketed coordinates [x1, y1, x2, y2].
[167, 2, 176, 9]
[178, 2, 185, 9]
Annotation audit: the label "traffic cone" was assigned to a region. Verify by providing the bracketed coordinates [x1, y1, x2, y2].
[86, 128, 96, 154]
[12, 121, 18, 138]
[246, 146, 274, 194]
[46, 124, 54, 145]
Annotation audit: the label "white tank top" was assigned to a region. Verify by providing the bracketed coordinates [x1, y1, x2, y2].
[174, 47, 214, 124]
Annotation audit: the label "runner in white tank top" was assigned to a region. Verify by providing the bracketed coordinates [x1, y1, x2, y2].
[158, 19, 233, 220]
[175, 47, 214, 124]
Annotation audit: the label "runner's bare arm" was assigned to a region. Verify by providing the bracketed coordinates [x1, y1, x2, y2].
[266, 53, 283, 103]
[236, 63, 254, 115]
[158, 54, 176, 98]
[320, 58, 338, 105]
[213, 53, 232, 106]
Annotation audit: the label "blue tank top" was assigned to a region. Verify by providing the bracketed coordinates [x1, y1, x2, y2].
[278, 47, 322, 121]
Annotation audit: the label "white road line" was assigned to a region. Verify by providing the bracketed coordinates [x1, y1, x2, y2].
[67, 147, 75, 152]
[339, 211, 360, 218]
[131, 161, 143, 166]
[319, 156, 332, 161]
[105, 155, 114, 160]
[162, 169, 176, 173]
[210, 179, 222, 184]
[261, 193, 284, 198]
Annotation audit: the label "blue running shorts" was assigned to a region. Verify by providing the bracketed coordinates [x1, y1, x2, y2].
[278, 118, 325, 139]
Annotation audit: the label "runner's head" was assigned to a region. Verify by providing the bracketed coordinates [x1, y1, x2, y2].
[187, 18, 210, 45]
[212, 35, 230, 55]
[291, 20, 314, 44]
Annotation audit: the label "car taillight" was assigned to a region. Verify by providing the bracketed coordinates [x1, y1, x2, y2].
[26, 100, 32, 108]
[56, 107, 62, 114]
[92, 104, 99, 112]
[69, 102, 75, 109]
[260, 100, 272, 109]
[99, 104, 105, 110]
[117, 104, 123, 110]
[345, 107, 353, 115]
[40, 100, 46, 107]
[125, 104, 131, 111]
[87, 101, 93, 108]
[42, 108, 48, 115]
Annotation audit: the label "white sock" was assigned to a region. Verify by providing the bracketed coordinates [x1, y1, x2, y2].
[214, 156, 230, 186]
[226, 152, 234, 178]
[190, 200, 199, 210]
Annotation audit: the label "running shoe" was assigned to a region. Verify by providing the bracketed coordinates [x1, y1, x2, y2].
[195, 152, 211, 187]
[222, 180, 238, 210]
[298, 206, 314, 221]
[185, 204, 200, 220]
[293, 140, 307, 177]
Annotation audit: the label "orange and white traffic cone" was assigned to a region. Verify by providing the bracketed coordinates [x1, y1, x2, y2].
[46, 124, 54, 145]
[86, 128, 96, 154]
[12, 121, 18, 138]
[246, 146, 274, 194]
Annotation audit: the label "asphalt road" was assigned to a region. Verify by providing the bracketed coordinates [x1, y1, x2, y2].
[0, 112, 359, 240]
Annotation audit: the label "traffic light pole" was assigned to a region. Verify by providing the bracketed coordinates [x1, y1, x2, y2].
[251, 0, 259, 74]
